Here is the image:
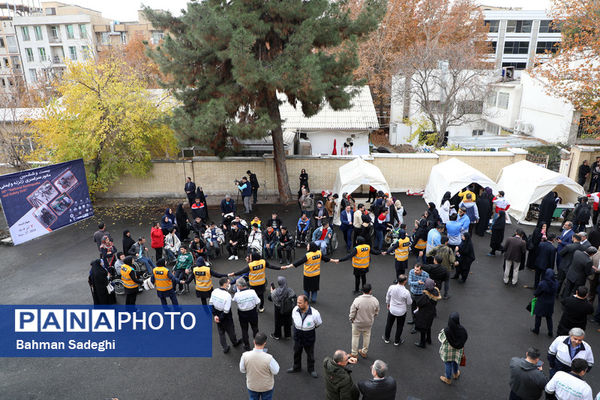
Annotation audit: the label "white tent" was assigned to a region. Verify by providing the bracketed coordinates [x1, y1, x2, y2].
[423, 158, 498, 206]
[497, 160, 585, 224]
[333, 158, 390, 225]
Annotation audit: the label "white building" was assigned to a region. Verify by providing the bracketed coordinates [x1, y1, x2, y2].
[12, 12, 94, 85]
[483, 10, 561, 77]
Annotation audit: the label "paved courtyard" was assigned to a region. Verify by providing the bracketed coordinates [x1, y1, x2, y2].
[0, 194, 599, 399]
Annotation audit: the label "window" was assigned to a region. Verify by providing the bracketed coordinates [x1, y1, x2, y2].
[50, 26, 59, 40]
[458, 100, 483, 115]
[68, 46, 77, 60]
[497, 92, 510, 109]
[472, 129, 484, 136]
[490, 41, 497, 54]
[38, 47, 47, 61]
[79, 24, 87, 38]
[120, 32, 127, 45]
[66, 25, 74, 39]
[0, 38, 4, 48]
[502, 62, 527, 70]
[536, 41, 558, 54]
[21, 26, 30, 41]
[29, 68, 37, 82]
[424, 100, 443, 114]
[45, 7, 56, 15]
[33, 25, 43, 41]
[504, 41, 529, 54]
[539, 20, 561, 33]
[151, 31, 164, 44]
[25, 48, 34, 62]
[486, 91, 497, 107]
[484, 20, 499, 33]
[7, 36, 18, 52]
[486, 122, 500, 135]
[101, 32, 109, 45]
[506, 20, 532, 33]
[0, 78, 4, 87]
[2, 57, 8, 67]
[10, 56, 20, 69]
[81, 45, 89, 60]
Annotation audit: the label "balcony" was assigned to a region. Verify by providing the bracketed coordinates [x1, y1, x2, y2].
[49, 35, 61, 44]
[52, 56, 64, 65]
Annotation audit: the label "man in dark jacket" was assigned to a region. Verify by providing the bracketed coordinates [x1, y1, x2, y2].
[220, 194, 236, 218]
[562, 247, 596, 299]
[557, 234, 583, 296]
[184, 177, 196, 206]
[247, 170, 260, 205]
[578, 160, 591, 187]
[533, 233, 556, 289]
[573, 197, 592, 232]
[358, 359, 396, 400]
[557, 286, 594, 336]
[323, 350, 359, 400]
[422, 256, 450, 299]
[502, 232, 527, 285]
[509, 347, 548, 400]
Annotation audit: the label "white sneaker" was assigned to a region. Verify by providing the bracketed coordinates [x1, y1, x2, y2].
[228, 255, 235, 260]
[234, 256, 239, 260]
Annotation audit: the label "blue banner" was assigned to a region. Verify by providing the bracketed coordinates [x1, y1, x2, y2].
[0, 159, 93, 245]
[0, 305, 213, 357]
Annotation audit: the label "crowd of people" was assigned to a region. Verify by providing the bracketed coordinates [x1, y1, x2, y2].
[87, 173, 600, 399]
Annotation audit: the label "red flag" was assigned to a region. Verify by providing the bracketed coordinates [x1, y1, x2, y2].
[332, 139, 337, 155]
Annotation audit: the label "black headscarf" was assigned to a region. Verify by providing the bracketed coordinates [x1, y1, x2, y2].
[427, 202, 440, 224]
[441, 191, 451, 207]
[444, 312, 468, 349]
[459, 232, 475, 261]
[122, 230, 135, 255]
[492, 210, 506, 231]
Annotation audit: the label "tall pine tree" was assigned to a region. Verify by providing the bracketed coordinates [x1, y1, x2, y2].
[144, 0, 385, 202]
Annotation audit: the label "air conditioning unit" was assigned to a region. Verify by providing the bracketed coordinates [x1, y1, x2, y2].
[502, 66, 515, 81]
[523, 123, 534, 134]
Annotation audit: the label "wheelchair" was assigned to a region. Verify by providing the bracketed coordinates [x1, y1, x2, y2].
[295, 225, 312, 248]
[275, 242, 295, 264]
[112, 259, 150, 296]
[325, 231, 339, 254]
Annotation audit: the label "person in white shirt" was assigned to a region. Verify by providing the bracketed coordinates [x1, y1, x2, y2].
[383, 274, 413, 346]
[233, 277, 262, 351]
[287, 295, 322, 378]
[210, 277, 242, 353]
[548, 328, 594, 378]
[240, 332, 280, 400]
[248, 224, 263, 254]
[545, 358, 593, 400]
[163, 229, 181, 263]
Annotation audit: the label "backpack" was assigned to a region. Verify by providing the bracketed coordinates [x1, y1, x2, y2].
[281, 292, 297, 314]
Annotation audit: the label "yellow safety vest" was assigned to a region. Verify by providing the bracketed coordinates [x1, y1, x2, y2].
[414, 238, 427, 250]
[394, 237, 410, 261]
[153, 266, 173, 291]
[120, 264, 138, 289]
[248, 260, 266, 286]
[304, 251, 322, 277]
[194, 266, 213, 292]
[352, 245, 371, 269]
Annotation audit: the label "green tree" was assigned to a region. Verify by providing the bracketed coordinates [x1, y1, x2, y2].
[144, 0, 385, 202]
[30, 57, 177, 195]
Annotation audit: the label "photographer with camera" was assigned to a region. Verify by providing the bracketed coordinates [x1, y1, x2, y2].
[236, 176, 253, 214]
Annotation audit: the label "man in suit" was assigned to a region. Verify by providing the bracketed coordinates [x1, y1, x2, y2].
[556, 221, 574, 267]
[562, 247, 596, 299]
[358, 359, 396, 400]
[340, 205, 354, 252]
[184, 177, 196, 207]
[557, 287, 594, 335]
[557, 234, 583, 296]
[533, 233, 556, 289]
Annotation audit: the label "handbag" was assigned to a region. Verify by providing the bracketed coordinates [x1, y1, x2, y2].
[106, 281, 115, 294]
[526, 297, 537, 316]
[460, 353, 466, 367]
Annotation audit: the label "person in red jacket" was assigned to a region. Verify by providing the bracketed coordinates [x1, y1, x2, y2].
[587, 192, 600, 226]
[151, 222, 165, 261]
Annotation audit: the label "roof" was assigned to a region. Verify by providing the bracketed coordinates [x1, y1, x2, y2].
[278, 86, 379, 131]
[0, 108, 45, 123]
[448, 134, 548, 149]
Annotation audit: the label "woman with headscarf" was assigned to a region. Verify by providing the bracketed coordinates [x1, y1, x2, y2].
[526, 223, 546, 270]
[454, 232, 475, 282]
[413, 215, 429, 262]
[438, 312, 468, 384]
[299, 169, 309, 194]
[427, 203, 441, 227]
[88, 259, 116, 305]
[440, 192, 452, 224]
[488, 210, 506, 256]
[161, 208, 175, 235]
[475, 188, 493, 237]
[538, 191, 558, 228]
[100, 236, 118, 272]
[414, 278, 441, 349]
[175, 203, 190, 241]
[122, 230, 135, 256]
[531, 269, 559, 336]
[589, 222, 600, 248]
[268, 276, 296, 340]
[354, 214, 373, 247]
[395, 200, 405, 226]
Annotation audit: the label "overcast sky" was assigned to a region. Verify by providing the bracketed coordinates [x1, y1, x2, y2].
[35, 0, 554, 21]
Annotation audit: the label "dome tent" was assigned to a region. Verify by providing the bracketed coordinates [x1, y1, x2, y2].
[332, 158, 390, 225]
[423, 158, 497, 206]
[497, 160, 585, 224]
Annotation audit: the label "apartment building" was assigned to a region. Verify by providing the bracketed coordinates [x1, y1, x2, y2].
[483, 10, 561, 74]
[94, 10, 165, 53]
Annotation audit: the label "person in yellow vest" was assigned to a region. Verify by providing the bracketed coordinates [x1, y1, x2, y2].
[184, 256, 228, 305]
[383, 229, 411, 281]
[458, 186, 476, 203]
[230, 250, 287, 313]
[151, 258, 182, 306]
[333, 236, 381, 294]
[120, 256, 144, 305]
[286, 242, 334, 303]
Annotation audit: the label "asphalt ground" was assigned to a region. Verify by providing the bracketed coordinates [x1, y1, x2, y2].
[1, 194, 599, 400]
